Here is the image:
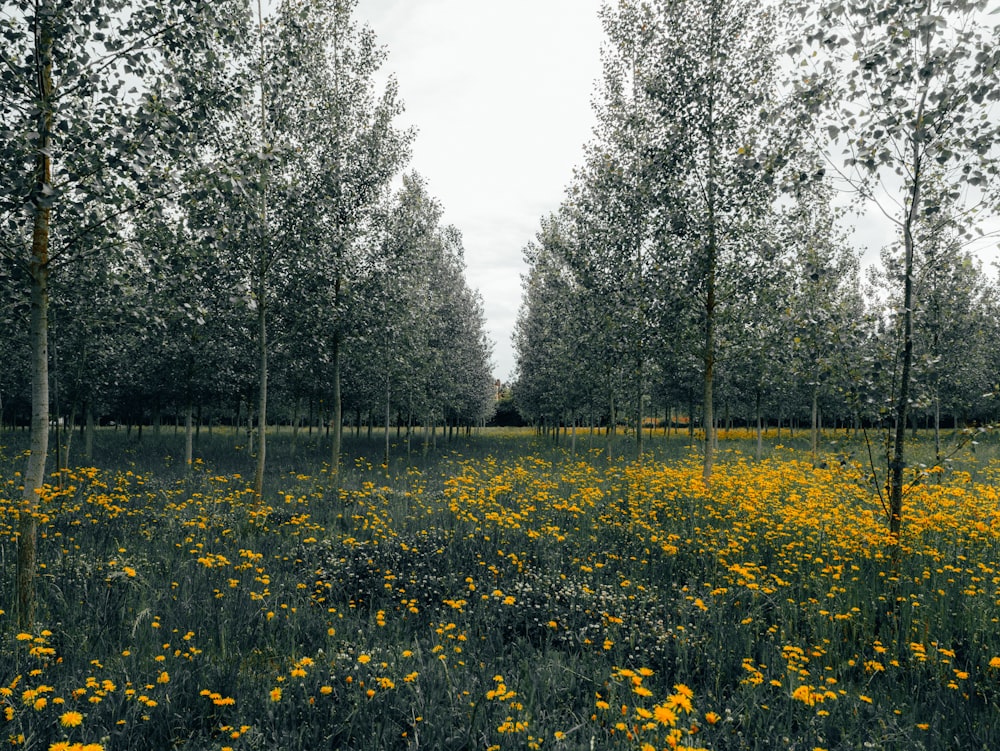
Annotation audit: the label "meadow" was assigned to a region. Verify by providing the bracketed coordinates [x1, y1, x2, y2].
[1, 426, 999, 751]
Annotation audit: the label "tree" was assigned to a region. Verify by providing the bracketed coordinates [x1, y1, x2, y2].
[265, 0, 410, 477]
[0, 0, 249, 628]
[906, 218, 993, 454]
[640, 0, 787, 481]
[782, 183, 863, 461]
[514, 214, 593, 437]
[797, 0, 1000, 541]
[586, 0, 659, 456]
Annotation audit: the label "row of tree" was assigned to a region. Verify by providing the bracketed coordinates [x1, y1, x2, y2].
[513, 0, 1000, 517]
[1, 0, 495, 627]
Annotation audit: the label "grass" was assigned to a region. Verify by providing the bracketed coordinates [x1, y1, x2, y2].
[1, 426, 999, 750]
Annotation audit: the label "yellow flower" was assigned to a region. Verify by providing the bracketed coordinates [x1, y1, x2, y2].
[357, 654, 371, 664]
[990, 657, 1000, 669]
[269, 687, 282, 702]
[674, 683, 694, 699]
[156, 671, 169, 684]
[705, 711, 721, 725]
[60, 710, 84, 727]
[654, 704, 677, 726]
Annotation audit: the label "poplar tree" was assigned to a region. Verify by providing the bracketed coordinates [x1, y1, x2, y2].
[797, 0, 1000, 540]
[641, 0, 785, 481]
[0, 0, 249, 628]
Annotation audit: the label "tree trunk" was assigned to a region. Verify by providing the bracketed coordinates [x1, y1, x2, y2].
[688, 392, 695, 444]
[888, 138, 923, 543]
[810, 386, 819, 464]
[253, 292, 267, 499]
[60, 404, 76, 476]
[755, 390, 763, 462]
[252, 0, 268, 501]
[247, 404, 254, 455]
[331, 327, 343, 477]
[19, 221, 50, 631]
[18, 11, 54, 629]
[606, 388, 615, 461]
[635, 355, 643, 458]
[934, 389, 941, 468]
[702, 304, 715, 484]
[384, 377, 391, 469]
[184, 400, 194, 469]
[84, 401, 95, 461]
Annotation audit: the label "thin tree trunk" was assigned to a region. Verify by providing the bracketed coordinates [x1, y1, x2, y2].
[84, 401, 95, 461]
[635, 356, 643, 458]
[702, 301, 715, 484]
[688, 392, 695, 445]
[755, 390, 763, 462]
[331, 327, 343, 477]
[811, 386, 819, 464]
[252, 0, 268, 501]
[384, 377, 391, 469]
[184, 401, 194, 468]
[934, 389, 941, 468]
[252, 235, 268, 499]
[61, 404, 76, 475]
[889, 136, 923, 543]
[606, 388, 615, 461]
[18, 10, 54, 629]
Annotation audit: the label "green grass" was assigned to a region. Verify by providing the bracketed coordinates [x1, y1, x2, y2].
[1, 427, 999, 750]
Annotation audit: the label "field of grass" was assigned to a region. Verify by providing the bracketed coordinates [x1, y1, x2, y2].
[1, 427, 999, 750]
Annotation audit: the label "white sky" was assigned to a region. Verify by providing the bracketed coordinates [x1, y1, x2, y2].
[347, 1, 999, 382]
[353, 0, 606, 381]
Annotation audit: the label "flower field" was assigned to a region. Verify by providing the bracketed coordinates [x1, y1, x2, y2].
[2, 430, 1000, 750]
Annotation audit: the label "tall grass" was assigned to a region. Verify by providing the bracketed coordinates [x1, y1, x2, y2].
[1, 427, 998, 750]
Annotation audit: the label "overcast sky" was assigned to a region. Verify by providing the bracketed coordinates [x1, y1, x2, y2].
[348, 1, 999, 383]
[353, 0, 606, 381]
